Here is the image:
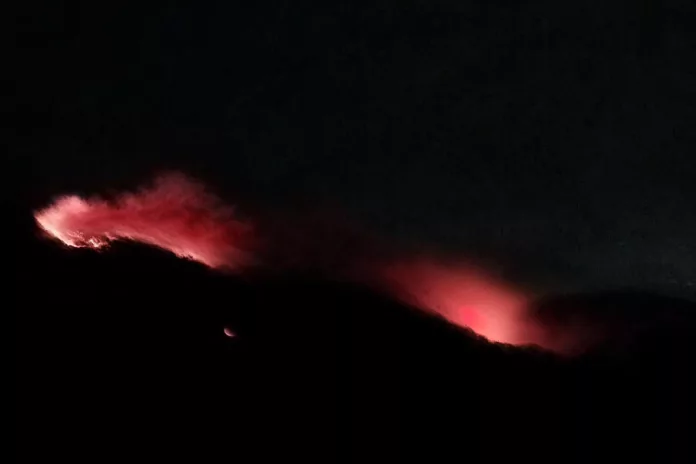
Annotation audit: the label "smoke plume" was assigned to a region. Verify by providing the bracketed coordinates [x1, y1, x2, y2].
[34, 172, 587, 353]
[35, 173, 255, 270]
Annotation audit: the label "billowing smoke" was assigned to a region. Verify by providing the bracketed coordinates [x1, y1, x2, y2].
[34, 173, 255, 270]
[33, 172, 580, 353]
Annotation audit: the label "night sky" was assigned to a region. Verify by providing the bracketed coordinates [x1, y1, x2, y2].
[14, 1, 696, 297]
[12, 1, 696, 462]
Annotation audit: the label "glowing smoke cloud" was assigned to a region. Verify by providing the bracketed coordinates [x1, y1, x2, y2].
[375, 258, 543, 346]
[34, 173, 254, 270]
[35, 173, 559, 351]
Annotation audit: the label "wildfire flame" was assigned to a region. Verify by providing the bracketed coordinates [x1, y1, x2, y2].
[34, 173, 254, 270]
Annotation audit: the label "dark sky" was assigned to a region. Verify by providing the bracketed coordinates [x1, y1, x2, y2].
[14, 1, 696, 300]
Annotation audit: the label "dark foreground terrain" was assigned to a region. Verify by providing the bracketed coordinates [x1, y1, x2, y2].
[14, 210, 696, 463]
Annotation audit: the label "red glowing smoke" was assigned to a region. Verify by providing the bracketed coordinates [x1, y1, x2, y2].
[375, 258, 540, 346]
[34, 173, 254, 270]
[34, 172, 562, 351]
